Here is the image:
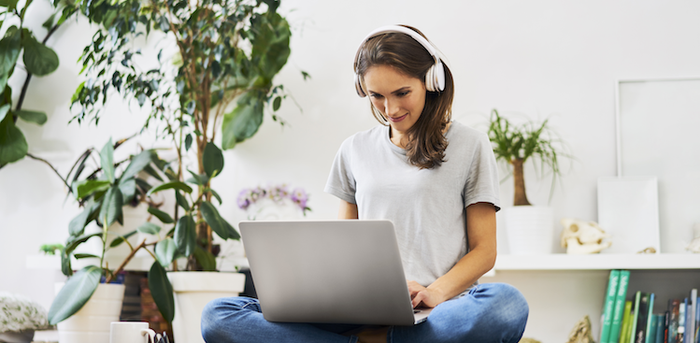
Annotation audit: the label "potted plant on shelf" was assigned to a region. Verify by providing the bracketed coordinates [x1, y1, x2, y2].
[48, 137, 176, 343]
[486, 109, 569, 255]
[67, 0, 296, 341]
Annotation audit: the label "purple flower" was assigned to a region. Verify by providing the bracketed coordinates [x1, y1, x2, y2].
[237, 184, 311, 215]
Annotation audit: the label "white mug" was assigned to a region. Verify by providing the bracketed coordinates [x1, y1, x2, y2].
[110, 322, 156, 343]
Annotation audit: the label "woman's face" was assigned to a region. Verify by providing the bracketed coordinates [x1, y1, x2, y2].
[363, 64, 426, 137]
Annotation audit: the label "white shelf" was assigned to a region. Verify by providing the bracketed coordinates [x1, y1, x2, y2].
[493, 253, 700, 271]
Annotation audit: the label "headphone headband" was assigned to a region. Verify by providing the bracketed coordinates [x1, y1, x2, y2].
[353, 25, 446, 97]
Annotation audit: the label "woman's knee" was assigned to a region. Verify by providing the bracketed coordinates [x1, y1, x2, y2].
[201, 296, 260, 342]
[479, 283, 529, 336]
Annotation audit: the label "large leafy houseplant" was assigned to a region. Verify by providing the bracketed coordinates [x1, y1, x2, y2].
[69, 0, 293, 271]
[487, 109, 567, 206]
[48, 137, 176, 325]
[0, 0, 78, 168]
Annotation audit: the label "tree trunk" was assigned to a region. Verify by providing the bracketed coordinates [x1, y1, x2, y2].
[512, 158, 531, 206]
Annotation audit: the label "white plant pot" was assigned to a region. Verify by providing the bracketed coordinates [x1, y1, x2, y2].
[502, 206, 555, 255]
[55, 283, 125, 343]
[167, 272, 246, 343]
[246, 198, 304, 220]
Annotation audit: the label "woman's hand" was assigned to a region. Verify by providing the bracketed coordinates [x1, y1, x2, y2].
[407, 280, 446, 308]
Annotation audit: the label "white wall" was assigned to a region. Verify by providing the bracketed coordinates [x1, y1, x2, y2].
[2, 0, 700, 342]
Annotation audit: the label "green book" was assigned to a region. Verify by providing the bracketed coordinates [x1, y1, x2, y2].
[610, 270, 631, 342]
[621, 301, 634, 343]
[631, 291, 642, 343]
[645, 293, 656, 343]
[602, 270, 623, 343]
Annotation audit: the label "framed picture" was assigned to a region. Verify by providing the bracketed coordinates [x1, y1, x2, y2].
[614, 77, 700, 253]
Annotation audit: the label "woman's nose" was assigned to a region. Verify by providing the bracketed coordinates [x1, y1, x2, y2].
[384, 98, 399, 116]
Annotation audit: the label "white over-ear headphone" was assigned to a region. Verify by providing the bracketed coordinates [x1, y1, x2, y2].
[353, 25, 446, 98]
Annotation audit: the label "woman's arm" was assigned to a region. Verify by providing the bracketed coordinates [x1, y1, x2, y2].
[409, 202, 497, 308]
[338, 200, 359, 219]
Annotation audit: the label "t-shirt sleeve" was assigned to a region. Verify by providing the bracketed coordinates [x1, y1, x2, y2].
[464, 132, 501, 212]
[324, 136, 357, 204]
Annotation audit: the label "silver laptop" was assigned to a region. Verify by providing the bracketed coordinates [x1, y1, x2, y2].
[239, 220, 433, 326]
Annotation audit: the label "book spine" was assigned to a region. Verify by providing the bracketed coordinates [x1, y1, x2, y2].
[667, 311, 671, 343]
[622, 301, 634, 343]
[631, 292, 642, 343]
[670, 299, 681, 343]
[636, 293, 650, 343]
[646, 293, 656, 343]
[689, 291, 697, 343]
[680, 300, 687, 343]
[611, 270, 632, 343]
[657, 314, 667, 343]
[695, 296, 700, 343]
[602, 270, 622, 343]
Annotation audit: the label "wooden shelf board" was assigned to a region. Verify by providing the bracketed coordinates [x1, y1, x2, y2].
[493, 253, 700, 271]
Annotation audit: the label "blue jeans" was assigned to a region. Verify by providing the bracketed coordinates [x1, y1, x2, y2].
[201, 282, 528, 343]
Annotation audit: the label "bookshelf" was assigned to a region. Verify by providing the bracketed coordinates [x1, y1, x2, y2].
[492, 253, 700, 272]
[481, 254, 700, 342]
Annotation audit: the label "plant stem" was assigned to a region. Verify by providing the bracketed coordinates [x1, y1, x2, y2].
[100, 215, 108, 274]
[105, 238, 147, 283]
[512, 158, 531, 206]
[15, 23, 62, 118]
[26, 153, 71, 191]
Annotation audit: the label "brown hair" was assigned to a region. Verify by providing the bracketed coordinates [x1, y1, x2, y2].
[355, 25, 455, 169]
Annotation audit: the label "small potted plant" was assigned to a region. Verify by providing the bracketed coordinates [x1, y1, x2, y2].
[48, 138, 175, 342]
[486, 109, 570, 255]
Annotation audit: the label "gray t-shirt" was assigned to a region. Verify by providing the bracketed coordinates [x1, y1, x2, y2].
[325, 121, 501, 288]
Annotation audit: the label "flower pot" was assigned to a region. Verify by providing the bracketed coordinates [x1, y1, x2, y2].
[55, 283, 125, 343]
[167, 272, 246, 343]
[502, 206, 555, 255]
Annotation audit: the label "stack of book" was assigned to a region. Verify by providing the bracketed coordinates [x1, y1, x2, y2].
[600, 269, 699, 343]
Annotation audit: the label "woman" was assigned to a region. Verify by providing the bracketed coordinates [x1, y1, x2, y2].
[201, 25, 529, 343]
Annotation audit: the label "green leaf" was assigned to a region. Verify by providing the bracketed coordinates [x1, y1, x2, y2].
[75, 180, 110, 199]
[184, 134, 192, 151]
[221, 91, 265, 150]
[21, 34, 59, 76]
[73, 253, 100, 259]
[42, 13, 56, 30]
[223, 219, 241, 241]
[15, 109, 47, 125]
[147, 207, 174, 224]
[100, 138, 115, 183]
[137, 222, 161, 235]
[0, 0, 19, 10]
[0, 26, 21, 77]
[0, 113, 28, 166]
[118, 178, 136, 204]
[120, 150, 154, 183]
[60, 249, 72, 277]
[0, 103, 10, 122]
[147, 181, 193, 196]
[203, 142, 224, 178]
[48, 265, 101, 325]
[64, 232, 102, 254]
[174, 215, 196, 257]
[193, 246, 216, 271]
[68, 207, 91, 236]
[175, 191, 190, 211]
[250, 12, 291, 81]
[155, 238, 176, 267]
[148, 262, 175, 323]
[272, 96, 282, 111]
[99, 185, 123, 227]
[200, 201, 228, 240]
[185, 169, 209, 186]
[209, 188, 222, 205]
[109, 230, 136, 248]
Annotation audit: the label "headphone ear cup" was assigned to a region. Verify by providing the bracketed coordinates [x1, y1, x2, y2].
[355, 73, 366, 97]
[434, 60, 446, 92]
[424, 65, 437, 92]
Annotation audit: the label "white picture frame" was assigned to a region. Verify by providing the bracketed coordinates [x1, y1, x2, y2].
[614, 77, 700, 253]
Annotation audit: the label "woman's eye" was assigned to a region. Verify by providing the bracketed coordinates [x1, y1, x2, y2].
[370, 94, 384, 99]
[397, 91, 409, 97]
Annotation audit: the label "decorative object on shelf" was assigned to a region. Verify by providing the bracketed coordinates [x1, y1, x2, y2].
[518, 338, 542, 343]
[560, 218, 612, 254]
[238, 184, 312, 220]
[487, 109, 570, 255]
[0, 292, 49, 343]
[636, 247, 657, 254]
[597, 176, 660, 254]
[687, 223, 700, 253]
[566, 315, 595, 343]
[39, 244, 64, 256]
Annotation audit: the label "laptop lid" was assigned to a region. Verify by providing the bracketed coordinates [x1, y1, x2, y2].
[240, 220, 429, 326]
